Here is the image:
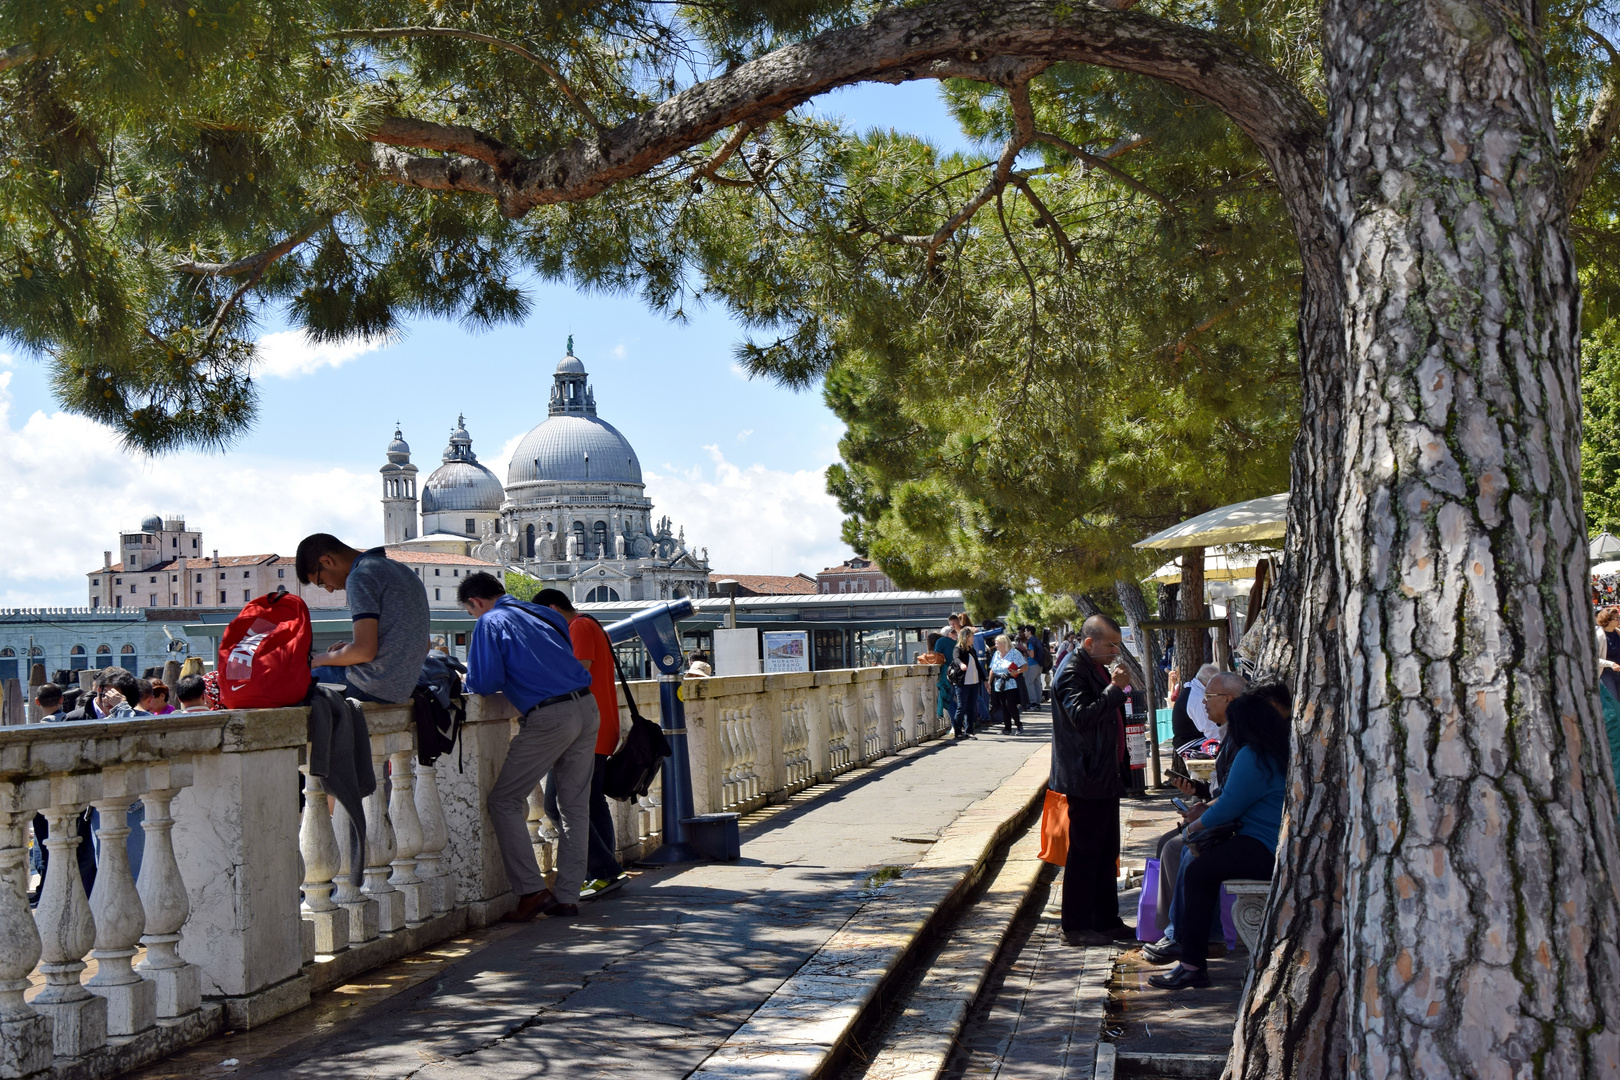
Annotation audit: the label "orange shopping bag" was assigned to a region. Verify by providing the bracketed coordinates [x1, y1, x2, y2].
[1038, 789, 1068, 866]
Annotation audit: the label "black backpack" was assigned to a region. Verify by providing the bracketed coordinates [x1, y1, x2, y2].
[603, 648, 670, 801]
[412, 653, 467, 767]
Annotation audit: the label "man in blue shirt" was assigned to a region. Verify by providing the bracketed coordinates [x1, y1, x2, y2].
[458, 572, 597, 922]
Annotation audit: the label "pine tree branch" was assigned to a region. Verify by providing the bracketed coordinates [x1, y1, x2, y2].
[356, 0, 1322, 222]
[1032, 130, 1174, 209]
[0, 43, 35, 72]
[327, 26, 603, 130]
[1008, 173, 1074, 263]
[692, 123, 757, 189]
[1565, 26, 1620, 211]
[367, 144, 504, 201]
[370, 116, 523, 172]
[173, 215, 333, 277]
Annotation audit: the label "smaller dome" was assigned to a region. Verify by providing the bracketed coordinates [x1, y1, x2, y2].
[386, 426, 411, 464]
[140, 514, 163, 532]
[556, 353, 585, 374]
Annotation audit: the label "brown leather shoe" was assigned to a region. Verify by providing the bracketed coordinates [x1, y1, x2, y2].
[541, 900, 579, 918]
[502, 889, 556, 923]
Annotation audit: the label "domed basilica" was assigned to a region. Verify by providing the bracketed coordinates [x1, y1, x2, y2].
[381, 344, 710, 603]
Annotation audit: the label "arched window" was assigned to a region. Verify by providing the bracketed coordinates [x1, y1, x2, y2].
[525, 523, 536, 558]
[96, 644, 113, 668]
[28, 646, 42, 657]
[70, 645, 88, 671]
[0, 649, 13, 681]
[572, 521, 586, 550]
[119, 643, 138, 673]
[585, 587, 621, 603]
[594, 521, 609, 559]
[672, 586, 687, 600]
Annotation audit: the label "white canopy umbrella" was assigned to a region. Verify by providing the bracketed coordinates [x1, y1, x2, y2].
[1150, 547, 1264, 584]
[1593, 533, 1620, 559]
[1134, 492, 1290, 550]
[1593, 559, 1620, 577]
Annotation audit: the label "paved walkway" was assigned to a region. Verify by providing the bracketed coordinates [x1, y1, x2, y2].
[944, 791, 1187, 1079]
[128, 722, 1051, 1080]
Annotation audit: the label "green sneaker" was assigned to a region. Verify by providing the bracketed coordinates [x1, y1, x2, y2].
[581, 875, 627, 901]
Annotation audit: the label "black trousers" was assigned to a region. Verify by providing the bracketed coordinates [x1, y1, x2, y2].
[1062, 796, 1122, 932]
[993, 687, 1021, 728]
[1176, 834, 1275, 967]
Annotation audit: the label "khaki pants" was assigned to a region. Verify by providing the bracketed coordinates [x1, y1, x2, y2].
[488, 694, 599, 902]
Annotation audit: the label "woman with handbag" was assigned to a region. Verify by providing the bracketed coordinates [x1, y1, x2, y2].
[1149, 688, 1290, 989]
[990, 634, 1028, 734]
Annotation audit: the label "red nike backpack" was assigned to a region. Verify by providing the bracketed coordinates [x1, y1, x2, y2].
[217, 589, 314, 708]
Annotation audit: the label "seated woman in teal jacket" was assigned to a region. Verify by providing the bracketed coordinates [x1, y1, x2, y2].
[1150, 687, 1290, 990]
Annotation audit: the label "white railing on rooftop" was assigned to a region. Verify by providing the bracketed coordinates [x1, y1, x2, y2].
[0, 664, 941, 1079]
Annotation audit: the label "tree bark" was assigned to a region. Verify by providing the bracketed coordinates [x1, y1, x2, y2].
[1117, 578, 1165, 702]
[1320, 0, 1620, 1073]
[1176, 547, 1208, 684]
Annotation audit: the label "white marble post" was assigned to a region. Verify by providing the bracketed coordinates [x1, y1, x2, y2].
[413, 763, 453, 915]
[362, 740, 403, 934]
[298, 771, 348, 955]
[171, 709, 308, 1028]
[0, 806, 52, 1079]
[331, 802, 379, 944]
[87, 766, 157, 1038]
[526, 785, 556, 878]
[435, 696, 522, 924]
[32, 789, 107, 1058]
[135, 773, 201, 1020]
[386, 750, 429, 927]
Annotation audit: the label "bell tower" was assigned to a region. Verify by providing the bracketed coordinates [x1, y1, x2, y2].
[381, 426, 419, 544]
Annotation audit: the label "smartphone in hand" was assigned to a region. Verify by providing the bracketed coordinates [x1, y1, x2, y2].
[1171, 796, 1190, 813]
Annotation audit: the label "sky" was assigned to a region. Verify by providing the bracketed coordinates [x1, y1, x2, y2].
[0, 81, 980, 608]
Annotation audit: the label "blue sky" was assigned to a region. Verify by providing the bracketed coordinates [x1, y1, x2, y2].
[0, 80, 979, 606]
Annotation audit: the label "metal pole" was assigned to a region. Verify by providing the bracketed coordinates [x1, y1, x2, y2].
[1142, 631, 1162, 789]
[639, 674, 704, 865]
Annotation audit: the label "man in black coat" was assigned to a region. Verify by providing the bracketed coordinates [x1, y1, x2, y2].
[1050, 613, 1134, 945]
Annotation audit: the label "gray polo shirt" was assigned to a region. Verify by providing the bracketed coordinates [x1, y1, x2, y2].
[344, 548, 430, 704]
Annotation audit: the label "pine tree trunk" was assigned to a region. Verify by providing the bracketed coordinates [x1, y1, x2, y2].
[1177, 546, 1208, 683]
[1117, 578, 1165, 701]
[1226, 147, 1354, 1080]
[1319, 1, 1620, 1073]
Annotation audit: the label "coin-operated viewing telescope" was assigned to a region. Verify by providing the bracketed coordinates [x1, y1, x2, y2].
[603, 599, 739, 864]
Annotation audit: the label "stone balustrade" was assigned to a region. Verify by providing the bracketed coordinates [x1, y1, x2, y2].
[0, 664, 939, 1079]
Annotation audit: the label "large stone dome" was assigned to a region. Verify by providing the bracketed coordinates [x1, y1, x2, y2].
[422, 415, 505, 512]
[507, 349, 643, 487]
[507, 415, 643, 486]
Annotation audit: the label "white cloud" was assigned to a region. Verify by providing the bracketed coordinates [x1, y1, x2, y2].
[612, 343, 628, 360]
[255, 329, 394, 379]
[644, 446, 851, 576]
[736, 429, 754, 442]
[0, 371, 377, 607]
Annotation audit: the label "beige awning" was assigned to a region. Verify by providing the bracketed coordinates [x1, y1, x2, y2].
[1151, 548, 1263, 585]
[1134, 492, 1289, 551]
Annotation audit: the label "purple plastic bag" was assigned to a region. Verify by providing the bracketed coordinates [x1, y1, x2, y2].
[1136, 857, 1161, 942]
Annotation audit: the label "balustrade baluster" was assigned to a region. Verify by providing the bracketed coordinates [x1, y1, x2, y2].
[413, 763, 453, 914]
[527, 786, 556, 878]
[88, 773, 156, 1037]
[33, 796, 106, 1057]
[387, 751, 429, 927]
[298, 771, 348, 955]
[0, 807, 52, 1078]
[739, 709, 760, 801]
[718, 711, 738, 807]
[330, 802, 379, 944]
[135, 781, 200, 1019]
[362, 742, 403, 933]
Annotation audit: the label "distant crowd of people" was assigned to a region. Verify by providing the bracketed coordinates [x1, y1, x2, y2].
[924, 614, 1055, 739]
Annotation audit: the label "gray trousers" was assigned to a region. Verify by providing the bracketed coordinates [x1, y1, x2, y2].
[1157, 832, 1188, 932]
[489, 694, 599, 903]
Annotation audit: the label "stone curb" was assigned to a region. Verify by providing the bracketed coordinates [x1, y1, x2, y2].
[687, 747, 1051, 1080]
[849, 821, 1051, 1079]
[1115, 1050, 1228, 1079]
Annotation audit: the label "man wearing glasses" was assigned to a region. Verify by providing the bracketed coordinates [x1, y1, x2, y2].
[296, 533, 430, 704]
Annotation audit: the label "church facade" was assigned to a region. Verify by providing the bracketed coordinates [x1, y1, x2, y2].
[382, 346, 711, 604]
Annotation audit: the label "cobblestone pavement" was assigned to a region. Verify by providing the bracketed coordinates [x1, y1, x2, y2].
[943, 788, 1197, 1079]
[128, 720, 1052, 1080]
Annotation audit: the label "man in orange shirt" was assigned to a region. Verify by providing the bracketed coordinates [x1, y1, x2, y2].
[536, 590, 627, 898]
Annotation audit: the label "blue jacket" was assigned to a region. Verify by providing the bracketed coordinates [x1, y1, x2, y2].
[464, 596, 591, 713]
[1194, 744, 1285, 851]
